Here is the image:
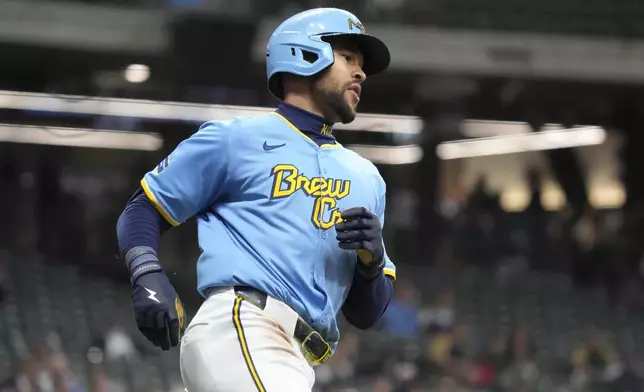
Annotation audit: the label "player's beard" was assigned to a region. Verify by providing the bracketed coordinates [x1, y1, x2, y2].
[312, 78, 356, 124]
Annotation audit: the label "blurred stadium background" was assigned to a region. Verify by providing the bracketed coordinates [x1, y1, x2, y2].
[2, 0, 644, 391]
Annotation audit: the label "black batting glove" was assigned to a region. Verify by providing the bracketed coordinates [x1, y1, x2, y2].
[126, 247, 186, 351]
[335, 207, 385, 279]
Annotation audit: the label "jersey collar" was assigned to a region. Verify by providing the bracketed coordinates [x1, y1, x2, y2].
[276, 102, 336, 147]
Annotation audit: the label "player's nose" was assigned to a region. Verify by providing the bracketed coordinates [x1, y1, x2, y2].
[352, 68, 366, 84]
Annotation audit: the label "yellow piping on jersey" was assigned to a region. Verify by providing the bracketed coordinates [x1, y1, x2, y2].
[140, 178, 180, 227]
[233, 297, 267, 392]
[272, 112, 341, 149]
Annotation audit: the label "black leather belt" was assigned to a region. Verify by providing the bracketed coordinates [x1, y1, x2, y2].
[233, 286, 331, 365]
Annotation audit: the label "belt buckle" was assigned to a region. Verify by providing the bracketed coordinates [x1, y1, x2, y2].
[300, 330, 331, 365]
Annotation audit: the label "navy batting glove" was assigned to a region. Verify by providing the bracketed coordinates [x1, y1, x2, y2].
[132, 271, 185, 351]
[126, 247, 185, 351]
[335, 207, 385, 278]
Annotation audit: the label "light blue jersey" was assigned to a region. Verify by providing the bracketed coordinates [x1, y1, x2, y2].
[141, 109, 396, 348]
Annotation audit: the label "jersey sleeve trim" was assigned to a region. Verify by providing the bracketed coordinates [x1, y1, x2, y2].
[384, 268, 396, 281]
[140, 178, 181, 227]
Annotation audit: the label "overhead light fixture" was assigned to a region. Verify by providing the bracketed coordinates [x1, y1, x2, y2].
[500, 182, 624, 211]
[0, 124, 163, 151]
[0, 90, 423, 135]
[345, 145, 423, 165]
[589, 183, 625, 209]
[436, 126, 606, 159]
[461, 120, 601, 138]
[124, 64, 150, 84]
[461, 119, 533, 138]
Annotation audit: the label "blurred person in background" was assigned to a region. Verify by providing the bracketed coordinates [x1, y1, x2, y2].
[524, 168, 549, 270]
[436, 376, 461, 392]
[422, 291, 455, 334]
[457, 176, 502, 268]
[474, 332, 509, 390]
[461, 326, 540, 392]
[371, 376, 395, 392]
[495, 326, 541, 392]
[467, 176, 499, 214]
[314, 332, 361, 388]
[427, 322, 476, 388]
[569, 328, 623, 391]
[525, 168, 545, 215]
[573, 209, 625, 306]
[377, 279, 421, 338]
[103, 322, 136, 364]
[0, 346, 85, 392]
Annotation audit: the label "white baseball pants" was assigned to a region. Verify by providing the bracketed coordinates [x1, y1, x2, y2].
[179, 287, 316, 392]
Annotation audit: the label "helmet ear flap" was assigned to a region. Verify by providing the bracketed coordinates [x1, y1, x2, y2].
[268, 73, 284, 100]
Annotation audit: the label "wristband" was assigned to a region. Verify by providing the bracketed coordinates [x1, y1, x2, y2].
[125, 246, 159, 272]
[125, 246, 163, 284]
[130, 261, 163, 284]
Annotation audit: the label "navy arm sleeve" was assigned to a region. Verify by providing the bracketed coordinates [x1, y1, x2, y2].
[341, 165, 395, 330]
[341, 268, 394, 330]
[116, 187, 171, 257]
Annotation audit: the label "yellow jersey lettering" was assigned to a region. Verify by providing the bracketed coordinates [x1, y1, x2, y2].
[327, 179, 350, 199]
[270, 165, 352, 229]
[271, 164, 298, 198]
[312, 196, 344, 230]
[296, 174, 309, 193]
[308, 177, 325, 197]
[331, 209, 343, 225]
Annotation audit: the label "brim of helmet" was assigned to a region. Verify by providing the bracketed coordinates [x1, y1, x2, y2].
[322, 33, 391, 76]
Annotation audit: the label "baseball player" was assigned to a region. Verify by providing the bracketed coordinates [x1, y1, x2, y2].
[116, 7, 396, 391]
